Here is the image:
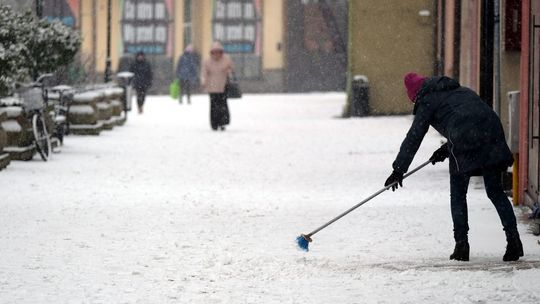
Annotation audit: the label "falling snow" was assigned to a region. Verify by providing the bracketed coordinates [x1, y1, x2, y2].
[0, 93, 539, 303]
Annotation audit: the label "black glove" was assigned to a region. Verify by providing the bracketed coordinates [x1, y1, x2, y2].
[385, 171, 404, 191]
[429, 143, 449, 165]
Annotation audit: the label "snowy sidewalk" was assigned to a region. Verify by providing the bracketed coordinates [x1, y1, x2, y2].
[0, 93, 539, 303]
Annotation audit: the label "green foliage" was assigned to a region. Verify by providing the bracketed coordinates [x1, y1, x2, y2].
[0, 5, 81, 97]
[0, 6, 30, 96]
[28, 18, 81, 79]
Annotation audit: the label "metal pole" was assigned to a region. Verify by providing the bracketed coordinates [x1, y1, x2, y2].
[513, 153, 519, 205]
[493, 0, 501, 116]
[304, 160, 432, 238]
[104, 0, 112, 83]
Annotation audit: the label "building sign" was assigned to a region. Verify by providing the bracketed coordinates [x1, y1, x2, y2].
[213, 0, 261, 54]
[213, 0, 262, 78]
[121, 0, 173, 55]
[43, 0, 79, 27]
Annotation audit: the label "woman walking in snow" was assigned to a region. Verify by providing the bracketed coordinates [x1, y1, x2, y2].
[384, 72, 523, 262]
[200, 41, 234, 131]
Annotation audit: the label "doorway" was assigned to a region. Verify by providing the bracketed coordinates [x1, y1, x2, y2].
[285, 0, 348, 92]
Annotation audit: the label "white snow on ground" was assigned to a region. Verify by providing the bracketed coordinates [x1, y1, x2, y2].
[0, 93, 539, 303]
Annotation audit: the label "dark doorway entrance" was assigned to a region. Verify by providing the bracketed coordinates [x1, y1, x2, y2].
[285, 0, 348, 92]
[480, 0, 494, 106]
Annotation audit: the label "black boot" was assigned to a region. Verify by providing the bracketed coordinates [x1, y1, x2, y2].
[450, 241, 469, 261]
[503, 236, 524, 262]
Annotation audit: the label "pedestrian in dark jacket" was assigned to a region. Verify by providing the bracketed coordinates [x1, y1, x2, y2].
[176, 44, 200, 104]
[129, 51, 153, 114]
[384, 72, 523, 262]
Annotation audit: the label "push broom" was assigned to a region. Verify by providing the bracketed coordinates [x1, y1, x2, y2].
[296, 159, 432, 251]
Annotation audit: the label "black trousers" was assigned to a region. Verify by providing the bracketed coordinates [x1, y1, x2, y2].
[135, 88, 147, 108]
[209, 93, 230, 130]
[450, 168, 519, 242]
[179, 79, 192, 103]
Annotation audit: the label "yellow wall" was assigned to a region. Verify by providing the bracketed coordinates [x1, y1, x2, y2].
[95, 0, 108, 73]
[78, 0, 120, 73]
[79, 0, 285, 75]
[173, 0, 184, 65]
[263, 0, 283, 69]
[111, 0, 121, 71]
[193, 0, 213, 62]
[349, 0, 435, 114]
[79, 0, 94, 70]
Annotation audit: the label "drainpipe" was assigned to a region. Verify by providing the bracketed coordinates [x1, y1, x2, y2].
[104, 0, 112, 83]
[343, 0, 353, 117]
[493, 0, 501, 116]
[92, 0, 97, 79]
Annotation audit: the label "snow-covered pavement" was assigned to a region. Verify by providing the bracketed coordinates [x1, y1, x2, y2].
[1, 93, 539, 303]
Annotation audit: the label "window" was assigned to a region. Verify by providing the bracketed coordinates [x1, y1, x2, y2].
[212, 0, 262, 79]
[121, 0, 171, 55]
[183, 0, 192, 48]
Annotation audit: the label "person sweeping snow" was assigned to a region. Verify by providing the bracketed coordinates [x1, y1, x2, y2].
[384, 72, 523, 262]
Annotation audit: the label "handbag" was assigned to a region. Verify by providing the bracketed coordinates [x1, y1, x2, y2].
[225, 74, 242, 99]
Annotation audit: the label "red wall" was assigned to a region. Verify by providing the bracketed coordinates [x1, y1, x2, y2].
[519, 0, 530, 204]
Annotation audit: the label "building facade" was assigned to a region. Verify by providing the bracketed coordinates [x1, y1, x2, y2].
[347, 0, 436, 115]
[519, 0, 540, 210]
[436, 0, 521, 133]
[26, 0, 349, 94]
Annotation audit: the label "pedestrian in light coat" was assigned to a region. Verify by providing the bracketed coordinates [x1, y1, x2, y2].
[176, 44, 200, 104]
[384, 72, 523, 262]
[200, 41, 234, 131]
[129, 51, 153, 114]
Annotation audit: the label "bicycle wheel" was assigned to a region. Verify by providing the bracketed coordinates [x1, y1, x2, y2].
[32, 114, 52, 161]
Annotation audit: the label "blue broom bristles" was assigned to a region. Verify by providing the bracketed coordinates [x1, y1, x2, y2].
[296, 235, 310, 251]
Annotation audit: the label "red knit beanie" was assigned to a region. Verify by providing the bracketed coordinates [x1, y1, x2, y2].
[404, 72, 427, 102]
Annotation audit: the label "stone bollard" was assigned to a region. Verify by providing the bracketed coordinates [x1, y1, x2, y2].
[95, 89, 115, 130]
[103, 87, 125, 126]
[0, 109, 12, 170]
[69, 91, 103, 135]
[0, 97, 36, 160]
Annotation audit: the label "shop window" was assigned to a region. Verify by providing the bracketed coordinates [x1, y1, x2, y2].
[212, 0, 262, 79]
[504, 0, 521, 51]
[42, 0, 79, 28]
[121, 0, 172, 55]
[183, 0, 192, 48]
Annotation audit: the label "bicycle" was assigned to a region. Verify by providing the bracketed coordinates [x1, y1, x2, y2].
[48, 85, 73, 146]
[17, 74, 54, 161]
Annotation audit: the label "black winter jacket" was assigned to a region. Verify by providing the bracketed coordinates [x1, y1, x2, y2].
[129, 60, 153, 91]
[392, 76, 513, 175]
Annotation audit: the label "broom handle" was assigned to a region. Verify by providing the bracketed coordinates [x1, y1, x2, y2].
[305, 160, 432, 238]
